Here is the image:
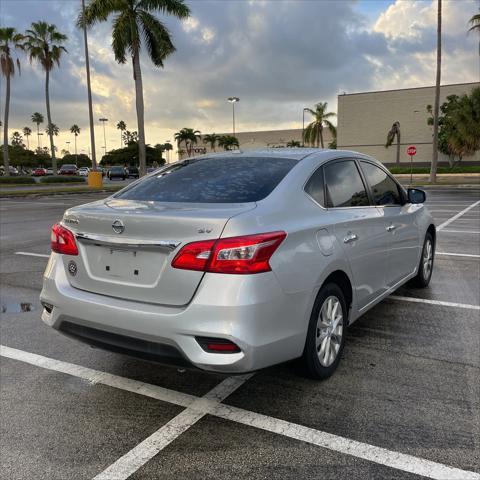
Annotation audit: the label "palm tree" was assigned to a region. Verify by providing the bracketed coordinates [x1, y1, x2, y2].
[218, 135, 239, 151]
[286, 140, 301, 147]
[46, 123, 59, 137]
[430, 0, 442, 183]
[31, 112, 44, 149]
[23, 22, 68, 174]
[116, 120, 126, 148]
[385, 121, 401, 165]
[469, 12, 480, 75]
[203, 133, 219, 152]
[70, 124, 80, 161]
[80, 0, 190, 177]
[1, 27, 23, 176]
[11, 131, 24, 147]
[303, 102, 336, 148]
[174, 128, 201, 156]
[23, 127, 32, 150]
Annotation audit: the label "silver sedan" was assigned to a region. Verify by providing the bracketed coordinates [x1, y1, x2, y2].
[41, 149, 435, 379]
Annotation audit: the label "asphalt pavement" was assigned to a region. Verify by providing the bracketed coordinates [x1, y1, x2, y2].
[0, 188, 479, 480]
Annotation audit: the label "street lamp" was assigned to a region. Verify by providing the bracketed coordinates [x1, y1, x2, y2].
[302, 108, 309, 147]
[227, 97, 240, 136]
[99, 117, 108, 156]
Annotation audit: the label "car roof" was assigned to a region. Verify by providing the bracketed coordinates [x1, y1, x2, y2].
[181, 148, 378, 163]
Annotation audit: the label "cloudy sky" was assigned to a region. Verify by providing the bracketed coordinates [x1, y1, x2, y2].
[0, 0, 478, 157]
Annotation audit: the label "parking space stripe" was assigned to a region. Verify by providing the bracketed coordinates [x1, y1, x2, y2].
[211, 404, 480, 480]
[437, 252, 480, 258]
[94, 375, 252, 480]
[2, 345, 479, 480]
[437, 200, 480, 231]
[15, 252, 50, 258]
[390, 296, 480, 311]
[0, 345, 195, 408]
[439, 230, 480, 234]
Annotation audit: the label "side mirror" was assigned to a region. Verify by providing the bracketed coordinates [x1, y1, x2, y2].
[408, 188, 426, 204]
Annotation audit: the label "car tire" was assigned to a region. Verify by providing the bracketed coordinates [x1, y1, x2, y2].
[302, 283, 347, 380]
[408, 232, 434, 288]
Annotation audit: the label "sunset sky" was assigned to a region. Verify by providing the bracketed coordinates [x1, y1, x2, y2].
[1, 0, 478, 158]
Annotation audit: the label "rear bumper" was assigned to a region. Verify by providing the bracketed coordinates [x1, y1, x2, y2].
[40, 253, 311, 373]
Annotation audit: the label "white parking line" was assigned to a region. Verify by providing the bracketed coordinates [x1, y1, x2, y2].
[2, 345, 479, 480]
[439, 230, 480, 234]
[15, 252, 50, 258]
[437, 200, 480, 231]
[437, 252, 480, 258]
[391, 296, 480, 311]
[94, 375, 252, 480]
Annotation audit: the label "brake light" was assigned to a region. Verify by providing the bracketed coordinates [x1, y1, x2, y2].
[51, 223, 78, 255]
[172, 231, 286, 274]
[196, 337, 241, 353]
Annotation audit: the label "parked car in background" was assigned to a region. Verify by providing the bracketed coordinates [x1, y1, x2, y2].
[0, 166, 19, 176]
[78, 167, 90, 177]
[107, 166, 127, 181]
[147, 167, 159, 174]
[59, 164, 78, 175]
[126, 166, 139, 178]
[46, 168, 54, 175]
[32, 168, 47, 176]
[41, 150, 435, 379]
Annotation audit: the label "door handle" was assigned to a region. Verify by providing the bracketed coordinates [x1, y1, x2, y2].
[343, 232, 358, 244]
[386, 225, 397, 232]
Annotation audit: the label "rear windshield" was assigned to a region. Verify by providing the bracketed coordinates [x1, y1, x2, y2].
[61, 165, 76, 169]
[115, 156, 297, 203]
[110, 166, 124, 171]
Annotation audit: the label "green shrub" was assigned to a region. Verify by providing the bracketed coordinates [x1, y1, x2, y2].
[39, 176, 86, 184]
[0, 176, 36, 185]
[389, 166, 480, 175]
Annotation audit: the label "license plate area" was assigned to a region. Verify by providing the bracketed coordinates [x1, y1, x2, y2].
[84, 244, 166, 286]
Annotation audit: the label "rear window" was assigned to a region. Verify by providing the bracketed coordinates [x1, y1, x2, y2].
[115, 157, 297, 203]
[61, 165, 76, 169]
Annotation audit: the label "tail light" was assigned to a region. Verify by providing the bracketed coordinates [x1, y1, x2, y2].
[172, 231, 286, 274]
[196, 337, 241, 353]
[51, 223, 78, 256]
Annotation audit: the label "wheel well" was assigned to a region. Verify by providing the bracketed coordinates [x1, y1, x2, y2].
[427, 224, 436, 247]
[322, 270, 353, 317]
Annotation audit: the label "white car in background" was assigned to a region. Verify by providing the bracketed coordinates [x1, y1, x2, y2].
[78, 167, 90, 177]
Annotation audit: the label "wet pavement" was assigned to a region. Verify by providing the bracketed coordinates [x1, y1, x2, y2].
[0, 188, 479, 480]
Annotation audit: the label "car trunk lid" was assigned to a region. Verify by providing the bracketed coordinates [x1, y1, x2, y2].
[61, 198, 255, 306]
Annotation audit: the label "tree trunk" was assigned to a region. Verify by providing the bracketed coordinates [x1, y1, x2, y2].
[26, 135, 29, 150]
[36, 124, 40, 149]
[132, 48, 146, 177]
[3, 73, 10, 176]
[320, 126, 324, 149]
[430, 0, 442, 184]
[74, 134, 78, 164]
[396, 130, 401, 165]
[82, 0, 97, 170]
[45, 68, 57, 173]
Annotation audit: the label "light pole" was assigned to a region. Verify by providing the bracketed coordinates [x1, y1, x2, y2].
[99, 117, 108, 158]
[227, 97, 239, 136]
[302, 107, 309, 147]
[66, 141, 70, 157]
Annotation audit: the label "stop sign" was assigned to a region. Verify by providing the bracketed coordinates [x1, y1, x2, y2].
[407, 146, 417, 156]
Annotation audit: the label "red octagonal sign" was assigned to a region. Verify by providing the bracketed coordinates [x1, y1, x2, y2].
[407, 145, 417, 156]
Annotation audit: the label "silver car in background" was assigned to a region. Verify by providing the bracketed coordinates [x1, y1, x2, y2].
[41, 149, 435, 379]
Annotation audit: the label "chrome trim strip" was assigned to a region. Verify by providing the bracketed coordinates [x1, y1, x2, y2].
[75, 232, 180, 251]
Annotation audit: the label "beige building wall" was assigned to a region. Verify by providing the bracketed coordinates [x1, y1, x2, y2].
[337, 82, 480, 165]
[185, 128, 333, 157]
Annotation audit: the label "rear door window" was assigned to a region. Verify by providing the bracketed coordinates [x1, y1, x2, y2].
[116, 157, 297, 203]
[324, 160, 369, 208]
[304, 167, 325, 207]
[360, 161, 403, 206]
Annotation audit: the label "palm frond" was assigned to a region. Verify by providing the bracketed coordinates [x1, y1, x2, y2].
[138, 10, 175, 66]
[111, 12, 133, 63]
[138, 0, 190, 18]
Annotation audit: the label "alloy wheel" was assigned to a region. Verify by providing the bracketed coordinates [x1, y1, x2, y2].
[316, 295, 343, 367]
[423, 239, 433, 280]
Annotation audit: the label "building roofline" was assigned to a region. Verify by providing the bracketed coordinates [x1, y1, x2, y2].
[337, 82, 480, 98]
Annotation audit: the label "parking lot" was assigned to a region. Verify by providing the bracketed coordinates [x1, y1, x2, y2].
[1, 187, 479, 480]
